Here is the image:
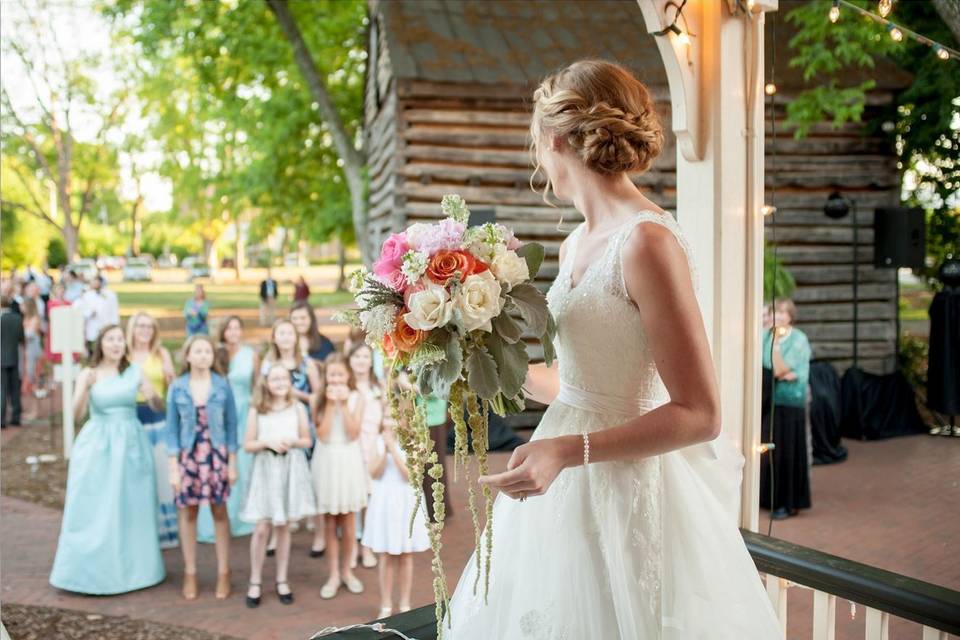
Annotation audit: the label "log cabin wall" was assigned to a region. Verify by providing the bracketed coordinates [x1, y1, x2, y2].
[365, 0, 911, 382]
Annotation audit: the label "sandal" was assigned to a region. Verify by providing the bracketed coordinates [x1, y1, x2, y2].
[377, 606, 393, 619]
[320, 577, 342, 599]
[344, 574, 364, 594]
[276, 581, 294, 605]
[246, 582, 261, 609]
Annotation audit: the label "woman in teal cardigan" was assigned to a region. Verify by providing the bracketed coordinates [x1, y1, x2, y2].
[760, 298, 812, 520]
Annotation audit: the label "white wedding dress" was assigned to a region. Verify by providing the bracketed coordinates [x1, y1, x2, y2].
[444, 211, 782, 639]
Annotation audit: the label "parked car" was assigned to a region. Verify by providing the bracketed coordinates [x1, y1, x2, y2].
[182, 256, 211, 281]
[122, 257, 153, 282]
[156, 255, 178, 268]
[97, 255, 125, 271]
[66, 259, 98, 281]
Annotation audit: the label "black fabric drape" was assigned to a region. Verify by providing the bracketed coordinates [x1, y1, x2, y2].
[809, 361, 848, 464]
[446, 411, 526, 454]
[760, 403, 812, 512]
[927, 288, 960, 416]
[840, 367, 926, 440]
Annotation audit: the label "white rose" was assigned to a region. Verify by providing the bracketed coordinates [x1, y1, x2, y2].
[491, 249, 530, 289]
[403, 283, 454, 330]
[455, 270, 503, 333]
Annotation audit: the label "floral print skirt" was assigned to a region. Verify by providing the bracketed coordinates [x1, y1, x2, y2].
[175, 406, 230, 508]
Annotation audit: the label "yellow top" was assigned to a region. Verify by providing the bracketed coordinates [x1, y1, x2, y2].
[137, 352, 167, 403]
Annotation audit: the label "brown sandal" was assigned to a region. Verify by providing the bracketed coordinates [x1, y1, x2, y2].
[215, 571, 231, 599]
[182, 572, 198, 600]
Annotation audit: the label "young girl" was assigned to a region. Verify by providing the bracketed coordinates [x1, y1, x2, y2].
[361, 416, 430, 618]
[348, 342, 384, 570]
[50, 325, 165, 594]
[312, 353, 368, 598]
[126, 312, 178, 549]
[183, 284, 209, 336]
[165, 335, 238, 600]
[240, 364, 317, 608]
[20, 298, 42, 420]
[197, 316, 259, 542]
[290, 301, 336, 363]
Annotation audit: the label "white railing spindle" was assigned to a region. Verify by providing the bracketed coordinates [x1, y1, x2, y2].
[765, 574, 788, 636]
[922, 627, 948, 640]
[812, 590, 836, 640]
[864, 607, 889, 640]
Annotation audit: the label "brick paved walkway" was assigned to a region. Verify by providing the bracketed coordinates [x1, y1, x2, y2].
[2, 424, 957, 639]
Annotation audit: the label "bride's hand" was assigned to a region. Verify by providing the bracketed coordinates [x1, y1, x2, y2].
[478, 435, 579, 500]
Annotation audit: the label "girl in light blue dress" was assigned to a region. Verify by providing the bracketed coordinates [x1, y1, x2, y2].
[198, 315, 258, 541]
[50, 325, 166, 595]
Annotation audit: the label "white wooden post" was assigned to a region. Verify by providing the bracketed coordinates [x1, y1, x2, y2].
[864, 608, 889, 640]
[765, 574, 788, 636]
[812, 591, 837, 640]
[921, 627, 948, 640]
[638, 0, 779, 527]
[50, 305, 85, 460]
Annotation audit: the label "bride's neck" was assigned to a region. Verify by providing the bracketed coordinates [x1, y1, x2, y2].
[570, 172, 655, 231]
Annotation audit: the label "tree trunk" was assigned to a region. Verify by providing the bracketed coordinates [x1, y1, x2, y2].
[265, 0, 370, 264]
[63, 222, 79, 264]
[130, 194, 143, 257]
[234, 218, 243, 280]
[933, 0, 960, 45]
[337, 233, 347, 292]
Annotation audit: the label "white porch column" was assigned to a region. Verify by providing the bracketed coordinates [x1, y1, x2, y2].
[639, 0, 776, 529]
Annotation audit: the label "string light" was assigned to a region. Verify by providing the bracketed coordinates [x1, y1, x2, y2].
[886, 23, 903, 42]
[761, 205, 777, 217]
[764, 82, 777, 95]
[830, 0, 960, 63]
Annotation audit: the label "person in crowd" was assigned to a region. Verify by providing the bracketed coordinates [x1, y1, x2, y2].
[20, 298, 43, 421]
[760, 298, 813, 520]
[100, 275, 120, 326]
[761, 301, 774, 333]
[290, 301, 336, 363]
[342, 327, 367, 358]
[49, 325, 166, 594]
[127, 312, 179, 548]
[311, 353, 368, 599]
[261, 318, 321, 555]
[1, 296, 24, 428]
[259, 267, 279, 327]
[240, 364, 316, 608]
[362, 414, 430, 618]
[23, 280, 46, 333]
[0, 279, 20, 315]
[183, 284, 209, 336]
[293, 275, 311, 303]
[197, 316, 259, 542]
[348, 341, 384, 570]
[165, 335, 238, 600]
[77, 275, 111, 355]
[63, 269, 84, 303]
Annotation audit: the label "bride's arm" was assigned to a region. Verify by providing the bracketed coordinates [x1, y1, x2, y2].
[524, 361, 559, 405]
[481, 222, 720, 498]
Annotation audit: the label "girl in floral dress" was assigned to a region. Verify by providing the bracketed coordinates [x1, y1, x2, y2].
[165, 335, 238, 600]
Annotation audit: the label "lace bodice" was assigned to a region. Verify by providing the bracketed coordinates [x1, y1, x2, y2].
[545, 211, 700, 404]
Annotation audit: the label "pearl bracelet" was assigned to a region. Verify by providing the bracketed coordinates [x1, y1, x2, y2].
[582, 432, 590, 466]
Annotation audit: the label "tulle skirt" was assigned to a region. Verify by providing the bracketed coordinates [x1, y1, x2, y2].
[311, 440, 368, 515]
[443, 400, 782, 639]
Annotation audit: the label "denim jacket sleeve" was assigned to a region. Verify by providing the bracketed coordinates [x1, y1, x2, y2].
[223, 378, 238, 453]
[165, 381, 181, 456]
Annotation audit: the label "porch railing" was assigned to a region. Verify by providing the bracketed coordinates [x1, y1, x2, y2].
[314, 530, 960, 640]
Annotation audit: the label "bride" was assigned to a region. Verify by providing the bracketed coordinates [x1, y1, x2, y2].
[443, 60, 782, 639]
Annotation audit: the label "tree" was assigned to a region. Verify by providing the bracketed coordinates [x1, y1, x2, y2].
[0, 0, 127, 261]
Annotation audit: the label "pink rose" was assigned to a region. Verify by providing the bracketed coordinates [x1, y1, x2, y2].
[375, 268, 408, 293]
[379, 233, 409, 265]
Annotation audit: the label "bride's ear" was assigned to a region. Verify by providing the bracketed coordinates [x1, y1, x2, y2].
[550, 135, 564, 152]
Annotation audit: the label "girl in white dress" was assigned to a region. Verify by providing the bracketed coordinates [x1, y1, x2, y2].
[241, 364, 316, 608]
[444, 60, 782, 639]
[348, 341, 385, 570]
[361, 416, 429, 620]
[311, 353, 368, 599]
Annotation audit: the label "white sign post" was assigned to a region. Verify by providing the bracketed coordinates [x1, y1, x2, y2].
[50, 305, 85, 460]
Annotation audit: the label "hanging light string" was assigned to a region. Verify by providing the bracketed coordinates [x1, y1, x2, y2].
[829, 0, 959, 62]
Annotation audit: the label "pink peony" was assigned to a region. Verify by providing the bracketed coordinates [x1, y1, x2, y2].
[407, 219, 465, 255]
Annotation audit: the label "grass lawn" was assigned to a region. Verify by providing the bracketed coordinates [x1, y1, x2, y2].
[112, 282, 353, 316]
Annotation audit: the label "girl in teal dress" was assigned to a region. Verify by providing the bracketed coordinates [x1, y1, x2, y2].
[50, 325, 166, 595]
[183, 284, 209, 336]
[198, 316, 258, 541]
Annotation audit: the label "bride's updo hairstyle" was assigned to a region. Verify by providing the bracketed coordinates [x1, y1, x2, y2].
[531, 60, 664, 187]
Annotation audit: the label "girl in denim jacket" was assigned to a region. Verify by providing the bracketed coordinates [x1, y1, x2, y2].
[166, 335, 238, 601]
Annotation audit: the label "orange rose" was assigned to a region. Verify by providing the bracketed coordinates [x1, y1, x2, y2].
[469, 258, 489, 275]
[427, 250, 475, 285]
[382, 332, 398, 359]
[391, 316, 426, 353]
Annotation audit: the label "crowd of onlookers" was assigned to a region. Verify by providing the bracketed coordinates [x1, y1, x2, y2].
[1, 266, 430, 619]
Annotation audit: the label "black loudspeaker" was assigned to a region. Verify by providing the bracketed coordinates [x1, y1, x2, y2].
[873, 207, 925, 269]
[469, 207, 496, 227]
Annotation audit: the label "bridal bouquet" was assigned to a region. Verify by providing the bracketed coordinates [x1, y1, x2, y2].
[340, 195, 556, 635]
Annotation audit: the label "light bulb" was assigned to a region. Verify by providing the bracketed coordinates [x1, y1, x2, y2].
[829, 1, 840, 23]
[934, 44, 950, 61]
[676, 31, 691, 46]
[761, 205, 776, 217]
[764, 83, 777, 95]
[878, 0, 892, 18]
[887, 24, 903, 42]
